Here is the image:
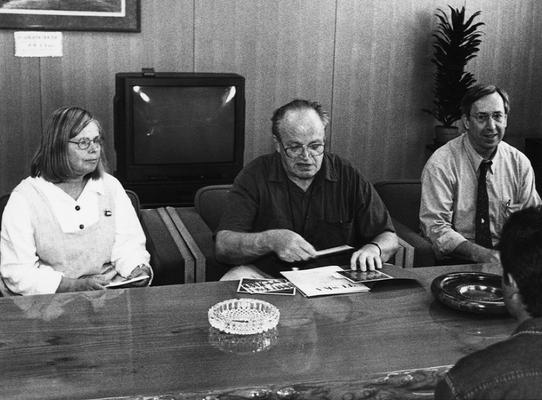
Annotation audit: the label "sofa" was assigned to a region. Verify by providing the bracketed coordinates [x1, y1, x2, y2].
[373, 180, 436, 266]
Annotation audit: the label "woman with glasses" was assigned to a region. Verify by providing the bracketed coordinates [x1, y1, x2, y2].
[0, 106, 152, 295]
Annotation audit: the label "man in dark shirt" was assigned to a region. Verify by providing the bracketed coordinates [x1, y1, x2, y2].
[215, 99, 398, 279]
[435, 206, 542, 399]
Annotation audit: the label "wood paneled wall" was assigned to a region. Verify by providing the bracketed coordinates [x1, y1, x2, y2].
[1, 0, 541, 196]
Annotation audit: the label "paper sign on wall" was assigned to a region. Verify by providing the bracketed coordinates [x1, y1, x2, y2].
[14, 31, 62, 57]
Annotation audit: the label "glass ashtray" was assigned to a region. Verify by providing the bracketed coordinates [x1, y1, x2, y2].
[209, 327, 279, 354]
[208, 298, 280, 335]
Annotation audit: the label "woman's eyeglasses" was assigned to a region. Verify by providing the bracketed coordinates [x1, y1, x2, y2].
[68, 137, 103, 150]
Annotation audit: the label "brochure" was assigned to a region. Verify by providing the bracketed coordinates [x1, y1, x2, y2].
[335, 269, 394, 283]
[280, 265, 370, 297]
[237, 278, 296, 296]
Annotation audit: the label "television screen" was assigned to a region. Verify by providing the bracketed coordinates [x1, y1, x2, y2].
[114, 71, 245, 206]
[132, 85, 237, 164]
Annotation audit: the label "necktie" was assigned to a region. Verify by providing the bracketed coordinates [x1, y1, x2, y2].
[475, 160, 492, 248]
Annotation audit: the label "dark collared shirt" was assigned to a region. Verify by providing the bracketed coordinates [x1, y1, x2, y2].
[435, 317, 542, 400]
[217, 152, 394, 275]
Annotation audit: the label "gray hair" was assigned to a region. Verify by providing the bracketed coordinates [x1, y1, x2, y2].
[271, 99, 329, 139]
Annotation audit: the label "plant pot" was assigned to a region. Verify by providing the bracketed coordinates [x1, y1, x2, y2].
[434, 126, 460, 146]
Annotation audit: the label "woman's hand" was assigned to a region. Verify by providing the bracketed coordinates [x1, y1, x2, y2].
[56, 267, 118, 293]
[126, 264, 152, 287]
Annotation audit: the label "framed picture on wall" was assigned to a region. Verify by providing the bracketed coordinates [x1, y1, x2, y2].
[0, 0, 140, 32]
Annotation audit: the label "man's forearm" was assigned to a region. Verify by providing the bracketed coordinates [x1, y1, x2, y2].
[451, 240, 500, 264]
[370, 231, 399, 262]
[215, 230, 274, 265]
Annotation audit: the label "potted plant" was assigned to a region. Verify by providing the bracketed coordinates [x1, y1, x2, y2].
[424, 5, 484, 146]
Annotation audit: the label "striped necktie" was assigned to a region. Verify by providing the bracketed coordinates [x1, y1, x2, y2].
[475, 160, 492, 248]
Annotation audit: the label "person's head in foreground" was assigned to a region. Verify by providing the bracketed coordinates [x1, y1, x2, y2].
[499, 206, 542, 322]
[435, 206, 542, 399]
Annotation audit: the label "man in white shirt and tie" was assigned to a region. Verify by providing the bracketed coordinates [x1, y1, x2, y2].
[420, 84, 541, 264]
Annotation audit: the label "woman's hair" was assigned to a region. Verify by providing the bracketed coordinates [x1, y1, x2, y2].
[31, 106, 107, 182]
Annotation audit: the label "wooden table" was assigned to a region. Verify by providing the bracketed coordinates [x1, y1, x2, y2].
[0, 264, 515, 400]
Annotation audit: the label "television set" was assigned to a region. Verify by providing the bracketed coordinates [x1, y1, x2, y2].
[114, 70, 245, 206]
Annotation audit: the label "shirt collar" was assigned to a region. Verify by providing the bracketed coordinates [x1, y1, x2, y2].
[35, 175, 105, 198]
[267, 152, 337, 183]
[83, 176, 105, 195]
[463, 133, 501, 174]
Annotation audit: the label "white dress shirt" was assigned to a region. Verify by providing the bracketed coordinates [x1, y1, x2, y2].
[0, 174, 150, 295]
[420, 134, 541, 258]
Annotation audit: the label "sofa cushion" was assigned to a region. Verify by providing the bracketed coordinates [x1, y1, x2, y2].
[194, 184, 232, 232]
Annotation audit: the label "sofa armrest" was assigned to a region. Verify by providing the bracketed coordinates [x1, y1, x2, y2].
[174, 207, 231, 281]
[393, 219, 436, 267]
[394, 237, 415, 268]
[140, 208, 188, 285]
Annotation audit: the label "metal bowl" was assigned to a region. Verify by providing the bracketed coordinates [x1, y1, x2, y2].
[431, 272, 507, 315]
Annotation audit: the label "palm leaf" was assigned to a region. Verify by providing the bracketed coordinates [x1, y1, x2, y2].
[424, 5, 484, 126]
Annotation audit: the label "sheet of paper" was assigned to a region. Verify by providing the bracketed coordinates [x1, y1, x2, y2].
[314, 245, 354, 257]
[105, 275, 149, 288]
[14, 31, 63, 57]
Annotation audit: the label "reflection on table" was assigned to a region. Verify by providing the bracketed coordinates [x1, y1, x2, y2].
[0, 263, 514, 400]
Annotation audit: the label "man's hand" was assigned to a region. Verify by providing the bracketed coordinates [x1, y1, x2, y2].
[452, 241, 501, 265]
[350, 243, 382, 271]
[268, 229, 317, 263]
[482, 249, 501, 265]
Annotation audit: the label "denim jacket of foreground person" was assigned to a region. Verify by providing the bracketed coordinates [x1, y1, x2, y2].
[435, 318, 542, 399]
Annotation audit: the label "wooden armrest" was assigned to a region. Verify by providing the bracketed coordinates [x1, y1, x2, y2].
[393, 219, 436, 267]
[174, 207, 231, 282]
[140, 208, 189, 285]
[396, 237, 415, 268]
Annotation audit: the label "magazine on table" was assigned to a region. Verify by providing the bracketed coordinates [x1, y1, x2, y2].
[280, 265, 370, 297]
[335, 268, 394, 283]
[237, 278, 296, 296]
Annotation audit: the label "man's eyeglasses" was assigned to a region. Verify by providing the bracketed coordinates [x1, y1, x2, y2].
[280, 141, 325, 158]
[471, 112, 506, 124]
[68, 136, 103, 150]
